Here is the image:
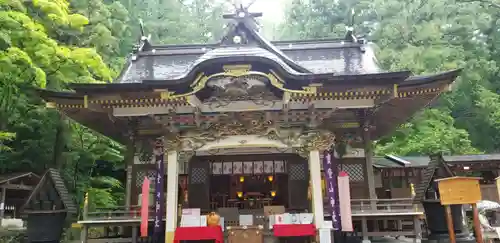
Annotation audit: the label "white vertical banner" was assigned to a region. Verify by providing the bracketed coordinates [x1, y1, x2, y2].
[338, 171, 353, 231]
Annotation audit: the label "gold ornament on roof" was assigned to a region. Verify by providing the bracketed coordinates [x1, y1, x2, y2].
[223, 64, 252, 76]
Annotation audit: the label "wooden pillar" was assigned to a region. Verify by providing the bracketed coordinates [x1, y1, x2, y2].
[131, 225, 138, 243]
[124, 137, 135, 210]
[125, 164, 133, 208]
[472, 203, 484, 243]
[165, 151, 179, 243]
[413, 215, 422, 243]
[80, 225, 88, 243]
[445, 205, 456, 243]
[83, 193, 89, 220]
[363, 125, 377, 208]
[308, 150, 324, 229]
[0, 187, 7, 220]
[361, 216, 369, 243]
[496, 176, 500, 201]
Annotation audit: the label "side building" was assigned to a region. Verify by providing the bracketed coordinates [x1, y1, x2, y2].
[375, 154, 500, 201]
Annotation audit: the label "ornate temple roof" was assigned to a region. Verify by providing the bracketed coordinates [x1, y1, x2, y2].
[118, 40, 384, 83]
[36, 7, 461, 144]
[107, 7, 404, 86]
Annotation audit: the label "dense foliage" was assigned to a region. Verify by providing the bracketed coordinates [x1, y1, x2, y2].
[1, 0, 499, 217]
[281, 0, 500, 155]
[0, 0, 229, 216]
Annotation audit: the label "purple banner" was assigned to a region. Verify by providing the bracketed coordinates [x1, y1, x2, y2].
[153, 138, 165, 236]
[322, 150, 342, 231]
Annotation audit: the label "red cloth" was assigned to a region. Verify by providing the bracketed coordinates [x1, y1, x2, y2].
[273, 224, 316, 237]
[174, 226, 224, 243]
[140, 177, 150, 237]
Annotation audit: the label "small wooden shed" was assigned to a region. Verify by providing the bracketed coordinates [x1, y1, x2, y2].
[0, 172, 40, 219]
[20, 169, 77, 243]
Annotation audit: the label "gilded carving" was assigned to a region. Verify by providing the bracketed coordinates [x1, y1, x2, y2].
[206, 75, 277, 107]
[297, 131, 336, 155]
[154, 111, 337, 153]
[163, 135, 184, 151]
[178, 67, 320, 100]
[222, 64, 252, 76]
[193, 112, 278, 139]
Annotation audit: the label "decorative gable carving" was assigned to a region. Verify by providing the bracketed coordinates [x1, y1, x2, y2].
[206, 75, 278, 105]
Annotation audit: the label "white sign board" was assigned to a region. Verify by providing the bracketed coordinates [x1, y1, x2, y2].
[182, 208, 200, 216]
[180, 215, 201, 227]
[239, 214, 253, 226]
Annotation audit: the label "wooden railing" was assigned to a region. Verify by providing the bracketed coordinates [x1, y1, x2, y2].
[80, 199, 425, 243]
[82, 198, 421, 221]
[350, 198, 420, 213]
[84, 205, 156, 220]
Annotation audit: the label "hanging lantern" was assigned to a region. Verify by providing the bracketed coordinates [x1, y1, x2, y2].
[268, 175, 274, 182]
[271, 191, 276, 197]
[237, 191, 243, 198]
[239, 176, 245, 183]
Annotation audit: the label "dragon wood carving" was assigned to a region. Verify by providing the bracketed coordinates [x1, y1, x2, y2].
[160, 112, 336, 152]
[206, 75, 277, 107]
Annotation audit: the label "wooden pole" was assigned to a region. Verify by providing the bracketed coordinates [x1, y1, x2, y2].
[362, 123, 377, 210]
[83, 192, 89, 220]
[445, 205, 456, 243]
[0, 188, 7, 219]
[472, 203, 484, 243]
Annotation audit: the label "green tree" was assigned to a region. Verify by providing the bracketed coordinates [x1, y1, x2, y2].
[0, 0, 121, 212]
[376, 109, 479, 155]
[69, 0, 133, 72]
[278, 0, 498, 155]
[0, 132, 15, 151]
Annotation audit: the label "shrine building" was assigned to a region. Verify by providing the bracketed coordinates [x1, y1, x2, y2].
[37, 7, 460, 243]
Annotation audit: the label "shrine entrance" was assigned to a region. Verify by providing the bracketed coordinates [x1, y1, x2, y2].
[40, 5, 460, 242]
[187, 154, 310, 214]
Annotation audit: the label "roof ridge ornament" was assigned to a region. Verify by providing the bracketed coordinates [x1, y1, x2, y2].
[345, 26, 357, 43]
[133, 18, 152, 54]
[345, 9, 367, 46]
[223, 0, 262, 20]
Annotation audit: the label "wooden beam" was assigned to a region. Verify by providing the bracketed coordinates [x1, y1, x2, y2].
[124, 132, 135, 211]
[23, 209, 68, 214]
[0, 188, 5, 219]
[363, 122, 378, 208]
[0, 184, 33, 190]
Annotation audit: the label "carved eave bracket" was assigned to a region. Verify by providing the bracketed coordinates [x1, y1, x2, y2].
[296, 130, 336, 158]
